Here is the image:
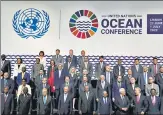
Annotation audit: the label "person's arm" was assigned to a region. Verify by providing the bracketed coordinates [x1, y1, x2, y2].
[156, 85, 160, 96]
[96, 83, 99, 100]
[17, 95, 20, 114]
[110, 98, 113, 114]
[47, 67, 50, 78]
[37, 98, 40, 115]
[97, 99, 100, 114]
[58, 96, 61, 114]
[31, 65, 34, 80]
[11, 95, 14, 114]
[122, 66, 125, 77]
[50, 97, 53, 115]
[70, 96, 73, 113]
[28, 86, 32, 95]
[126, 97, 130, 109]
[9, 79, 15, 94]
[8, 61, 11, 77]
[145, 85, 149, 96]
[27, 73, 30, 84]
[143, 97, 148, 113]
[78, 95, 82, 113]
[29, 96, 32, 114]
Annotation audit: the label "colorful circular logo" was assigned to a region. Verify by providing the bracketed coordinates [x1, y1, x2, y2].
[69, 10, 98, 39]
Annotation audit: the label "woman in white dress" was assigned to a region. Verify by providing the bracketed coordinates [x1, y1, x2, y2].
[39, 51, 47, 75]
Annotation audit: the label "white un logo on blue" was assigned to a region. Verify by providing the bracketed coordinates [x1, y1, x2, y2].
[12, 8, 50, 39]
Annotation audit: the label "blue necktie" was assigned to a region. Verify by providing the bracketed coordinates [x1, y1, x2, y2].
[43, 96, 46, 104]
[144, 73, 147, 84]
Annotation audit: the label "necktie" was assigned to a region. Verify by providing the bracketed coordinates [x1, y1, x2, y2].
[152, 96, 155, 105]
[136, 96, 140, 103]
[119, 66, 121, 75]
[122, 96, 125, 104]
[43, 96, 46, 104]
[144, 73, 147, 84]
[105, 98, 107, 104]
[4, 94, 7, 102]
[86, 92, 89, 100]
[154, 65, 157, 75]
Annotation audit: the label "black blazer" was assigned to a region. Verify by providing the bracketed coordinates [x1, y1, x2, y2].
[58, 93, 73, 114]
[113, 65, 125, 77]
[1, 93, 14, 115]
[1, 60, 11, 77]
[37, 95, 52, 115]
[69, 73, 78, 88]
[17, 94, 32, 114]
[126, 83, 139, 100]
[1, 78, 14, 94]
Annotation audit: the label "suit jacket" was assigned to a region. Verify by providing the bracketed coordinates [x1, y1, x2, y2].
[37, 95, 52, 115]
[103, 71, 114, 87]
[114, 95, 130, 114]
[54, 69, 66, 89]
[37, 83, 50, 97]
[66, 55, 78, 67]
[78, 56, 85, 68]
[155, 73, 163, 88]
[1, 60, 11, 77]
[147, 96, 161, 114]
[1, 78, 14, 94]
[58, 93, 73, 114]
[78, 91, 96, 113]
[145, 83, 159, 96]
[64, 62, 75, 75]
[79, 82, 92, 94]
[124, 74, 133, 85]
[98, 97, 112, 114]
[60, 83, 74, 97]
[1, 93, 14, 115]
[16, 72, 30, 86]
[96, 80, 111, 99]
[35, 74, 46, 88]
[149, 64, 161, 77]
[131, 64, 143, 80]
[47, 66, 57, 78]
[31, 63, 44, 79]
[132, 95, 148, 114]
[138, 72, 151, 91]
[51, 55, 64, 66]
[69, 73, 78, 88]
[79, 62, 93, 78]
[112, 82, 126, 98]
[17, 94, 32, 114]
[126, 83, 139, 100]
[113, 65, 125, 78]
[95, 62, 106, 79]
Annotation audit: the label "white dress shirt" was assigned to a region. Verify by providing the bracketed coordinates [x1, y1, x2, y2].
[59, 70, 62, 78]
[39, 57, 46, 71]
[64, 93, 68, 102]
[12, 63, 26, 79]
[85, 62, 88, 69]
[17, 84, 31, 99]
[100, 62, 103, 69]
[101, 81, 105, 89]
[118, 66, 121, 75]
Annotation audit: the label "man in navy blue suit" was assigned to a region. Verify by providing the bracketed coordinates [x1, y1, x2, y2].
[64, 57, 76, 74]
[66, 49, 78, 67]
[53, 63, 67, 109]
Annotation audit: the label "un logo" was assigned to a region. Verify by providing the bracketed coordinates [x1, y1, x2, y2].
[12, 8, 50, 39]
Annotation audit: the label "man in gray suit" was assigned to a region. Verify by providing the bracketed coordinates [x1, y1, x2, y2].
[114, 88, 130, 115]
[149, 57, 161, 77]
[31, 58, 44, 80]
[78, 50, 86, 68]
[52, 49, 64, 66]
[79, 56, 93, 80]
[35, 69, 46, 88]
[131, 58, 143, 80]
[78, 85, 96, 115]
[95, 56, 106, 79]
[37, 88, 52, 115]
[58, 86, 73, 115]
[145, 77, 159, 96]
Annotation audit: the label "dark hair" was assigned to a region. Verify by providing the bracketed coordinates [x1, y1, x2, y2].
[56, 49, 60, 52]
[150, 88, 156, 92]
[134, 58, 139, 61]
[39, 51, 45, 56]
[50, 59, 55, 64]
[99, 56, 104, 59]
[36, 58, 40, 62]
[17, 58, 23, 64]
[153, 57, 157, 60]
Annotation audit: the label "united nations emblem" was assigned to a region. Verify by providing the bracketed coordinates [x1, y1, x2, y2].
[12, 8, 50, 39]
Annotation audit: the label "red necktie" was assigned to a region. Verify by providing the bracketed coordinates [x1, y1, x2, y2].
[136, 96, 140, 103]
[152, 96, 155, 105]
[4, 95, 7, 102]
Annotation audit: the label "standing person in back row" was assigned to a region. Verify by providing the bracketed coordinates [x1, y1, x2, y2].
[1, 54, 11, 77]
[66, 49, 78, 67]
[52, 49, 64, 66]
[149, 57, 161, 77]
[113, 59, 125, 79]
[39, 51, 47, 74]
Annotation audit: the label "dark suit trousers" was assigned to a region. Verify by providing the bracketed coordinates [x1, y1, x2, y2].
[55, 89, 60, 109]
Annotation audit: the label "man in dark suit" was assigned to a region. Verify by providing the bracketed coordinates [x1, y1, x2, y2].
[35, 69, 46, 88]
[149, 57, 161, 77]
[17, 67, 30, 86]
[155, 66, 163, 97]
[124, 69, 133, 85]
[112, 75, 126, 102]
[147, 88, 161, 114]
[114, 88, 130, 115]
[37, 88, 53, 115]
[1, 72, 14, 94]
[95, 56, 106, 79]
[131, 58, 143, 81]
[78, 85, 96, 115]
[1, 87, 14, 115]
[98, 91, 112, 115]
[51, 49, 64, 66]
[1, 54, 11, 77]
[126, 77, 139, 101]
[66, 49, 78, 67]
[58, 86, 73, 115]
[79, 76, 92, 94]
[78, 50, 86, 68]
[96, 75, 111, 102]
[64, 57, 75, 74]
[37, 77, 50, 98]
[103, 65, 114, 87]
[60, 76, 74, 97]
[138, 66, 151, 95]
[54, 63, 67, 108]
[113, 59, 125, 79]
[131, 87, 148, 114]
[17, 87, 32, 115]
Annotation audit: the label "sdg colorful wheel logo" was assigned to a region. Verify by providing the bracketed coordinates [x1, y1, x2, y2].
[12, 8, 50, 39]
[69, 10, 98, 39]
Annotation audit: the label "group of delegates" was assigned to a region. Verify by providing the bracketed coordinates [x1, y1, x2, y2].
[1, 49, 163, 115]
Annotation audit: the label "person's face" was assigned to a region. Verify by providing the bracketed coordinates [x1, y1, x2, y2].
[100, 75, 105, 81]
[81, 51, 85, 56]
[23, 88, 28, 94]
[65, 77, 70, 82]
[42, 78, 47, 84]
[83, 70, 88, 75]
[36, 59, 40, 64]
[22, 67, 26, 72]
[135, 60, 139, 65]
[84, 57, 88, 62]
[151, 90, 156, 96]
[83, 77, 87, 82]
[71, 68, 75, 73]
[84, 86, 89, 92]
[58, 65, 62, 70]
[42, 90, 47, 96]
[1, 55, 6, 60]
[148, 77, 154, 84]
[128, 69, 132, 75]
[143, 67, 148, 72]
[160, 67, 163, 73]
[69, 50, 73, 55]
[56, 50, 60, 55]
[135, 88, 140, 96]
[153, 59, 157, 65]
[121, 90, 126, 96]
[117, 76, 122, 82]
[39, 70, 44, 75]
[17, 59, 21, 64]
[103, 92, 108, 97]
[118, 60, 122, 65]
[130, 78, 135, 84]
[64, 87, 69, 93]
[50, 61, 54, 66]
[106, 66, 111, 71]
[68, 58, 71, 62]
[22, 80, 26, 86]
[100, 58, 104, 62]
[4, 73, 8, 79]
[39, 52, 44, 57]
[4, 87, 9, 94]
